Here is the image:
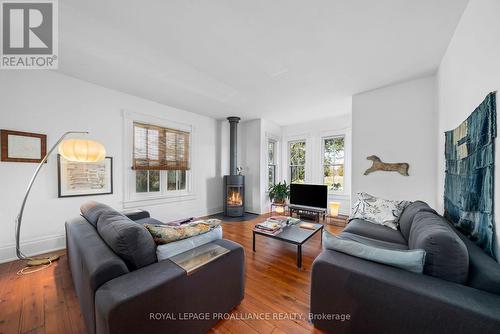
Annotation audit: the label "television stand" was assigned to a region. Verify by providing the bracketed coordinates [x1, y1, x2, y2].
[289, 204, 327, 222]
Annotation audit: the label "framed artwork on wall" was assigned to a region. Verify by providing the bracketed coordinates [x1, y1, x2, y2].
[57, 154, 113, 198]
[0, 129, 47, 163]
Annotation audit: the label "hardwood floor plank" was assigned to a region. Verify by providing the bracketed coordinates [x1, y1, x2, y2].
[0, 272, 22, 334]
[0, 214, 346, 334]
[19, 272, 45, 333]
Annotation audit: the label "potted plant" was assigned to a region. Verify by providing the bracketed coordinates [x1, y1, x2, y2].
[268, 181, 290, 204]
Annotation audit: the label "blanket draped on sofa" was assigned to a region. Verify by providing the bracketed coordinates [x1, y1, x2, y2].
[444, 92, 497, 258]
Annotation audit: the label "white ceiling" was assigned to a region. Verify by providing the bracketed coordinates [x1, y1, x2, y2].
[59, 0, 468, 125]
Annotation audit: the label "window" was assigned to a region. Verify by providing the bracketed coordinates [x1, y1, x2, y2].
[289, 140, 306, 184]
[136, 170, 160, 193]
[268, 139, 277, 187]
[133, 122, 190, 195]
[323, 136, 344, 192]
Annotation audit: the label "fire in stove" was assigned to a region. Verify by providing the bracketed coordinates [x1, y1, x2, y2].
[227, 187, 243, 206]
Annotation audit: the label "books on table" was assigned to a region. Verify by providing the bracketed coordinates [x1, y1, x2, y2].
[254, 216, 302, 235]
[268, 216, 301, 225]
[255, 221, 281, 231]
[254, 221, 283, 235]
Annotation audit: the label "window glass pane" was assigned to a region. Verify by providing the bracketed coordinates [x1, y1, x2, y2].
[268, 165, 275, 186]
[134, 126, 147, 159]
[290, 166, 305, 184]
[324, 165, 344, 191]
[167, 170, 177, 190]
[268, 141, 275, 164]
[289, 141, 306, 165]
[149, 170, 160, 192]
[147, 129, 159, 160]
[324, 137, 344, 165]
[179, 170, 186, 190]
[136, 170, 148, 192]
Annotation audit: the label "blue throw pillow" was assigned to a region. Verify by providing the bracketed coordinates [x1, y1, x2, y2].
[324, 231, 426, 274]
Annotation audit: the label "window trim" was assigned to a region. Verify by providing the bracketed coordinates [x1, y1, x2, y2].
[123, 110, 195, 208]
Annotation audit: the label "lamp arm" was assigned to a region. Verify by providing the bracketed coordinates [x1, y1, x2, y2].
[15, 131, 88, 260]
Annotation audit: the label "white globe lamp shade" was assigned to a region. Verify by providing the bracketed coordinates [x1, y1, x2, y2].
[58, 139, 106, 162]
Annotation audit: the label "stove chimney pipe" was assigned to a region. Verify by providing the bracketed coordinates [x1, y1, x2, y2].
[227, 117, 240, 175]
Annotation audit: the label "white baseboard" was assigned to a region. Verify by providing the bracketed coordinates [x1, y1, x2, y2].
[206, 207, 223, 216]
[0, 234, 66, 264]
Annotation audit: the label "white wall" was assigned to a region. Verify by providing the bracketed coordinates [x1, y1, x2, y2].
[352, 76, 437, 208]
[437, 0, 500, 260]
[0, 71, 222, 262]
[240, 119, 262, 214]
[282, 114, 352, 215]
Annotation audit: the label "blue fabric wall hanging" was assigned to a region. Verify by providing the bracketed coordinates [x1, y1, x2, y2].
[444, 92, 497, 259]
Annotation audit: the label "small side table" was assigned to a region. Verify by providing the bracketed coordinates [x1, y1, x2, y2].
[270, 202, 288, 216]
[327, 214, 348, 227]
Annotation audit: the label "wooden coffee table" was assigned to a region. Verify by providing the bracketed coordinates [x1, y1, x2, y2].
[252, 222, 323, 269]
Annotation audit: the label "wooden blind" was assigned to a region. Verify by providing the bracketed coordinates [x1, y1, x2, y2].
[133, 122, 190, 171]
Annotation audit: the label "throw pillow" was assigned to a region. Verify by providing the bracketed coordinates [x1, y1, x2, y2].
[323, 231, 426, 274]
[80, 201, 117, 228]
[350, 192, 410, 230]
[145, 219, 221, 245]
[97, 211, 157, 270]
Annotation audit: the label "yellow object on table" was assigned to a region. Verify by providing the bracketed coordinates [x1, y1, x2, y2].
[329, 202, 341, 217]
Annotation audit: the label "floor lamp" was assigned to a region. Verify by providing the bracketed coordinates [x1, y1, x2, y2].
[15, 131, 106, 266]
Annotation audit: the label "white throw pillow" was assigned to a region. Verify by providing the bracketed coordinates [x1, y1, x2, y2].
[350, 192, 410, 230]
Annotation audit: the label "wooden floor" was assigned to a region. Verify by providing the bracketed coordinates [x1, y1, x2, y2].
[0, 214, 346, 334]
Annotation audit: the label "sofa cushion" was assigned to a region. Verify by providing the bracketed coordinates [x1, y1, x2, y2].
[340, 232, 409, 250]
[398, 201, 436, 241]
[344, 219, 407, 245]
[80, 201, 116, 228]
[156, 226, 223, 261]
[97, 211, 157, 271]
[409, 212, 469, 284]
[455, 229, 500, 295]
[324, 231, 426, 274]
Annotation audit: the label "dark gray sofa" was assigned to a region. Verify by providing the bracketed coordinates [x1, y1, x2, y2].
[66, 202, 245, 334]
[311, 201, 500, 333]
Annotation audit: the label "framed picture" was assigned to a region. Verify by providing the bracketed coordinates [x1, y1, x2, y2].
[1, 129, 47, 163]
[57, 155, 113, 198]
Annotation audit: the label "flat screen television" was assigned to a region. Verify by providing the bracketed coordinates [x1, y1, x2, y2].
[289, 184, 328, 209]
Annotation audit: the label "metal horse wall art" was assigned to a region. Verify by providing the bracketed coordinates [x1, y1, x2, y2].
[364, 155, 409, 176]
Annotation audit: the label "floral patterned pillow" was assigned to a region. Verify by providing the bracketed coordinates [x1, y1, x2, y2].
[144, 219, 221, 245]
[350, 192, 410, 230]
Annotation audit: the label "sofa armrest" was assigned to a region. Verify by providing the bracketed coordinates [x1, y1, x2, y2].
[121, 209, 150, 221]
[94, 239, 245, 334]
[311, 249, 500, 334]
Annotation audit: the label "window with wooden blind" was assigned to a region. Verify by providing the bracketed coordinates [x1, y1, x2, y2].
[133, 122, 190, 171]
[126, 121, 191, 197]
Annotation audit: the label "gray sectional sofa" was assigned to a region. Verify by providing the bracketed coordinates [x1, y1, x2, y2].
[66, 202, 245, 334]
[311, 201, 500, 334]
